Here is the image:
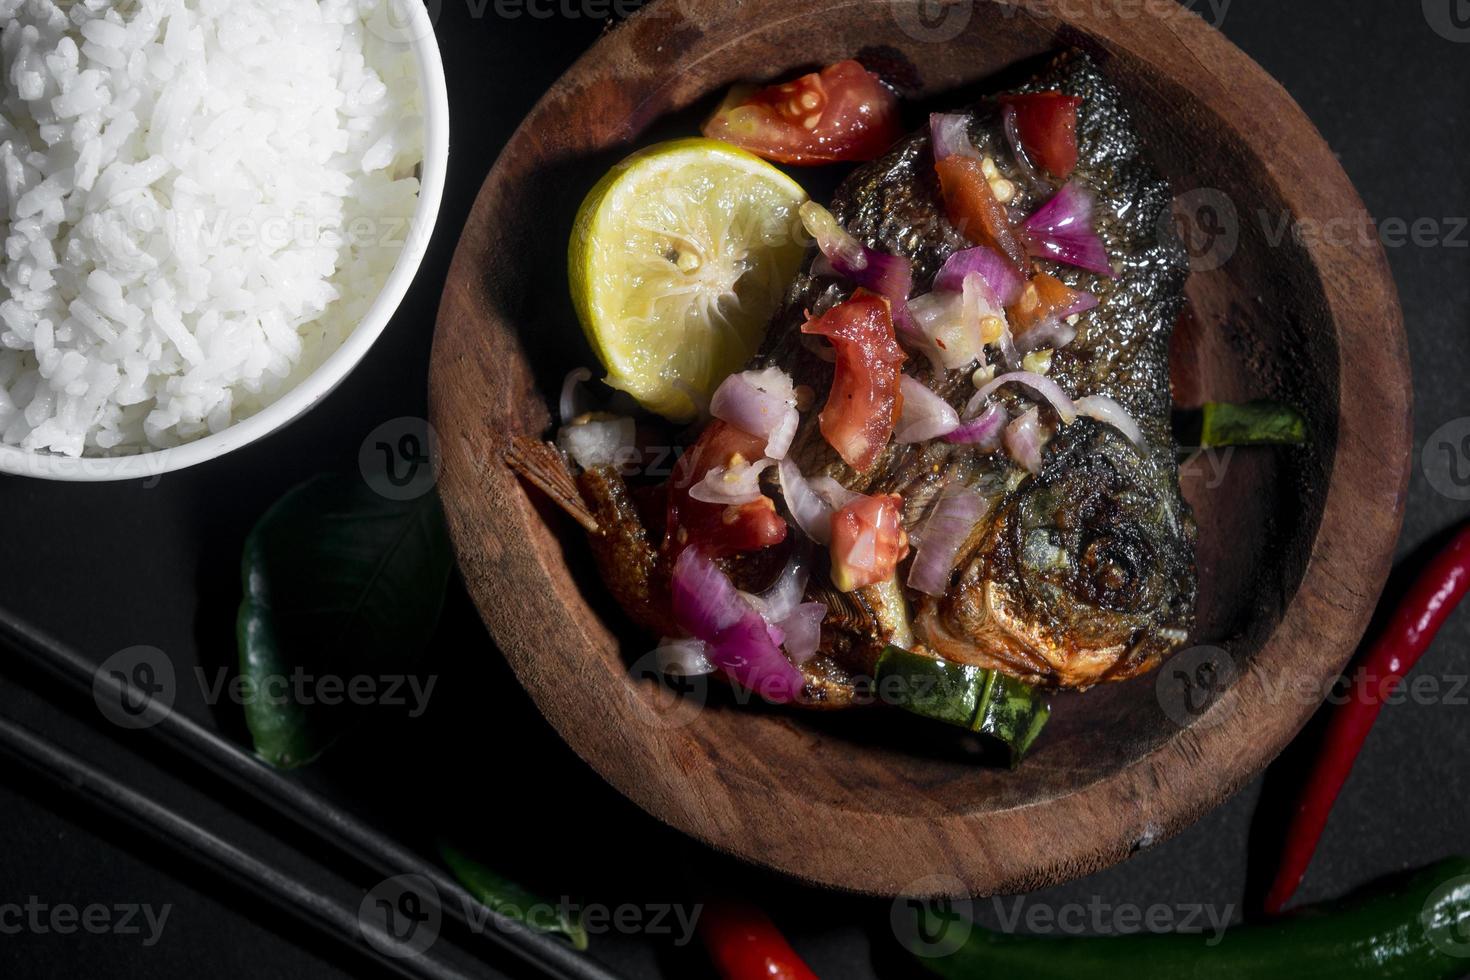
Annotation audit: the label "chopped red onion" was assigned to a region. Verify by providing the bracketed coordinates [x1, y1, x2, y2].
[777, 459, 861, 546]
[934, 245, 1024, 305]
[908, 272, 1000, 371]
[1076, 394, 1148, 451]
[809, 475, 858, 510]
[764, 408, 800, 460]
[671, 549, 805, 703]
[930, 112, 978, 161]
[1014, 316, 1077, 354]
[964, 370, 1078, 423]
[942, 401, 1007, 447]
[654, 638, 715, 677]
[996, 319, 1020, 371]
[1002, 104, 1047, 188]
[800, 201, 868, 273]
[907, 483, 990, 596]
[1005, 407, 1045, 475]
[752, 545, 811, 624]
[894, 376, 960, 443]
[1022, 181, 1114, 277]
[710, 367, 799, 459]
[1058, 289, 1100, 318]
[557, 415, 635, 470]
[779, 457, 836, 544]
[688, 456, 774, 505]
[800, 201, 914, 332]
[778, 602, 826, 664]
[560, 367, 592, 425]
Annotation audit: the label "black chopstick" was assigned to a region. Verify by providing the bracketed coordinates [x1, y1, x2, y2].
[0, 608, 623, 980]
[0, 711, 479, 980]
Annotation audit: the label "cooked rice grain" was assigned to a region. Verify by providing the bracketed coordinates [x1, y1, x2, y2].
[0, 0, 424, 455]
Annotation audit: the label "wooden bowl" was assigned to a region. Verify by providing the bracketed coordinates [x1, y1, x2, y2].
[429, 0, 1410, 895]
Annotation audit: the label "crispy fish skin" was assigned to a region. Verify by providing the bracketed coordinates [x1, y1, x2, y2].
[764, 51, 1196, 689]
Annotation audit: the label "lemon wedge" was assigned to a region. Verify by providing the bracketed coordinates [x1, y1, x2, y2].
[569, 138, 808, 421]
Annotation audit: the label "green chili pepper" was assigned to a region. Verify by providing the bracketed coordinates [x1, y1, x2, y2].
[903, 857, 1470, 979]
[874, 645, 1050, 765]
[439, 841, 588, 950]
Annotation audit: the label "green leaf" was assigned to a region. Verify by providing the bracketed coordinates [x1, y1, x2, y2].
[1175, 400, 1308, 449]
[438, 841, 589, 950]
[237, 474, 453, 768]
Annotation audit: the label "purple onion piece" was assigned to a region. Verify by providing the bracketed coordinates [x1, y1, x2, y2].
[964, 370, 1077, 423]
[1022, 181, 1115, 277]
[1004, 407, 1044, 475]
[942, 401, 1007, 447]
[671, 548, 806, 704]
[894, 375, 960, 443]
[933, 245, 1024, 306]
[778, 603, 827, 665]
[1075, 394, 1148, 451]
[709, 368, 797, 458]
[907, 483, 991, 596]
[1013, 316, 1077, 354]
[930, 112, 977, 161]
[1002, 104, 1048, 188]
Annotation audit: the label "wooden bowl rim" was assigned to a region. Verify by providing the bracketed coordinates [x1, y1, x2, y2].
[429, 0, 1412, 895]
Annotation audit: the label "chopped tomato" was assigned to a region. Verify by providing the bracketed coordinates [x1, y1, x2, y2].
[997, 92, 1083, 180]
[934, 155, 1029, 273]
[829, 492, 909, 592]
[702, 60, 902, 165]
[1007, 270, 1090, 336]
[800, 290, 906, 473]
[665, 420, 787, 560]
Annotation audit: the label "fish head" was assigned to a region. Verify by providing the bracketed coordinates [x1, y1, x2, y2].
[923, 417, 1196, 687]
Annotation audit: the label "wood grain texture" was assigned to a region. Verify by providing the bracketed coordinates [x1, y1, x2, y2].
[428, 0, 1411, 896]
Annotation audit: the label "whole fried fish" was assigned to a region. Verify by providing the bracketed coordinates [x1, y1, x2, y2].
[760, 50, 1195, 690]
[557, 51, 1195, 701]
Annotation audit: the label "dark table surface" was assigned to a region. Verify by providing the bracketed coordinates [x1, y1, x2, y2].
[1, 1, 1467, 977]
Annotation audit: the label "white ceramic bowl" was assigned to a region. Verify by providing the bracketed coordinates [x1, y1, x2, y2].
[0, 2, 450, 483]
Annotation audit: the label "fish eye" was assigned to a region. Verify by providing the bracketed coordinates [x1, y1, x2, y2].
[1083, 536, 1134, 593]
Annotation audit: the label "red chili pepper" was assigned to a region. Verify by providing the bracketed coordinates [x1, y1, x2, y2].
[698, 899, 819, 980]
[1264, 520, 1470, 914]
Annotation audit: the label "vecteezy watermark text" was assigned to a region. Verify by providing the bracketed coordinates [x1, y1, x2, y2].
[359, 874, 701, 959]
[94, 646, 438, 730]
[194, 667, 438, 718]
[990, 894, 1234, 945]
[0, 899, 171, 947]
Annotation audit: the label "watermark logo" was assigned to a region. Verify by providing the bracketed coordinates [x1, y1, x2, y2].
[365, 0, 443, 44]
[623, 649, 712, 731]
[1423, 417, 1470, 501]
[359, 874, 443, 959]
[890, 0, 973, 43]
[890, 875, 973, 958]
[93, 646, 176, 730]
[1156, 644, 1237, 729]
[1424, 0, 1470, 42]
[360, 417, 441, 501]
[1165, 188, 1239, 272]
[1178, 446, 1237, 491]
[1422, 874, 1470, 957]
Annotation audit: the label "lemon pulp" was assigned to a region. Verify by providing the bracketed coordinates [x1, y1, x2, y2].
[569, 138, 808, 421]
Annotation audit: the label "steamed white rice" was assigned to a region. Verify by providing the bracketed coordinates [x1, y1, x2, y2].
[0, 0, 424, 456]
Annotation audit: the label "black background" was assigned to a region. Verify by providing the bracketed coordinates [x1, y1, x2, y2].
[1, 1, 1467, 977]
